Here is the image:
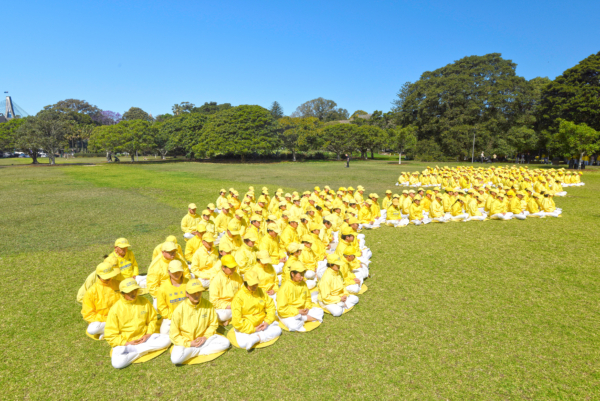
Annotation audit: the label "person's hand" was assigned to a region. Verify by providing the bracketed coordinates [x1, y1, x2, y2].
[279, 258, 287, 263]
[299, 309, 308, 315]
[354, 278, 360, 284]
[226, 305, 231, 310]
[340, 295, 348, 302]
[255, 322, 268, 332]
[130, 334, 152, 345]
[267, 290, 275, 296]
[191, 336, 207, 348]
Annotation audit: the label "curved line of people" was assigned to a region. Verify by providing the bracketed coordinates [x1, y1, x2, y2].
[78, 184, 379, 369]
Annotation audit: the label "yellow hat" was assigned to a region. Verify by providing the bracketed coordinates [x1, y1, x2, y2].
[218, 241, 233, 253]
[301, 234, 314, 243]
[119, 278, 140, 293]
[341, 227, 354, 236]
[267, 223, 281, 234]
[196, 223, 207, 232]
[203, 233, 215, 242]
[348, 217, 359, 225]
[220, 188, 226, 193]
[256, 250, 272, 264]
[227, 222, 240, 235]
[371, 193, 379, 198]
[507, 190, 515, 196]
[188, 203, 197, 209]
[326, 254, 343, 265]
[385, 190, 392, 194]
[343, 246, 357, 256]
[220, 254, 237, 268]
[314, 186, 321, 191]
[244, 270, 260, 286]
[243, 232, 258, 242]
[286, 242, 304, 254]
[186, 279, 205, 294]
[202, 209, 211, 216]
[114, 238, 131, 248]
[289, 261, 306, 273]
[235, 210, 245, 217]
[366, 199, 373, 205]
[165, 235, 178, 243]
[161, 241, 177, 252]
[207, 203, 216, 209]
[96, 262, 119, 280]
[168, 260, 184, 273]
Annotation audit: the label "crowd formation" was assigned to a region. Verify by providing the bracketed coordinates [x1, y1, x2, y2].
[77, 166, 582, 369]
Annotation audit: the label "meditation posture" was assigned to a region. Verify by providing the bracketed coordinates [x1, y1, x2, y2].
[81, 262, 121, 338]
[318, 254, 359, 316]
[156, 260, 189, 335]
[209, 254, 243, 326]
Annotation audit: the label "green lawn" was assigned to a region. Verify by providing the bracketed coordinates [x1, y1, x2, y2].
[1, 160, 599, 399]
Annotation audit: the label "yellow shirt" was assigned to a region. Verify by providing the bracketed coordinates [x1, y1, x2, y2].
[249, 263, 279, 293]
[169, 298, 218, 347]
[81, 279, 121, 323]
[105, 250, 138, 279]
[190, 245, 221, 280]
[104, 296, 159, 347]
[181, 212, 202, 234]
[232, 286, 276, 334]
[259, 233, 285, 263]
[299, 246, 318, 271]
[234, 243, 258, 274]
[280, 225, 300, 249]
[466, 198, 482, 216]
[147, 255, 190, 298]
[214, 212, 232, 234]
[156, 278, 189, 320]
[429, 200, 444, 218]
[317, 268, 348, 305]
[184, 235, 204, 262]
[219, 233, 242, 253]
[153, 242, 185, 262]
[386, 205, 402, 220]
[409, 203, 424, 220]
[277, 279, 313, 318]
[209, 269, 243, 310]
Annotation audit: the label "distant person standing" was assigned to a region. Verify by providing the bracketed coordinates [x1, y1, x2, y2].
[345, 154, 350, 168]
[480, 151, 484, 163]
[492, 154, 497, 163]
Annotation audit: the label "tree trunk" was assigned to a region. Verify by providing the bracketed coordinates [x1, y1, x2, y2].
[579, 152, 585, 169]
[49, 153, 55, 165]
[31, 151, 39, 164]
[399, 148, 403, 165]
[106, 151, 111, 161]
[161, 150, 167, 160]
[370, 149, 374, 159]
[336, 152, 341, 161]
[130, 153, 135, 162]
[241, 154, 246, 163]
[292, 149, 296, 162]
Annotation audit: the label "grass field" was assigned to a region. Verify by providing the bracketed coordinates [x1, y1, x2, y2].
[1, 160, 599, 400]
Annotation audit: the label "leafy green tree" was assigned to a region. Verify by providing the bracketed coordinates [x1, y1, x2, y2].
[17, 110, 73, 164]
[172, 102, 195, 116]
[0, 118, 25, 151]
[277, 116, 321, 161]
[43, 99, 101, 120]
[14, 117, 41, 163]
[354, 125, 388, 159]
[394, 54, 536, 158]
[350, 110, 368, 119]
[554, 119, 600, 168]
[539, 52, 600, 132]
[193, 105, 280, 162]
[156, 113, 209, 158]
[122, 107, 153, 122]
[390, 125, 418, 164]
[316, 123, 358, 160]
[269, 101, 284, 119]
[291, 97, 349, 122]
[154, 114, 175, 123]
[191, 102, 232, 115]
[89, 125, 123, 161]
[413, 139, 444, 162]
[117, 120, 155, 161]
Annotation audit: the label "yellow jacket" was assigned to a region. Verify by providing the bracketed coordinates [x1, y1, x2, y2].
[156, 278, 189, 320]
[527, 198, 540, 213]
[450, 201, 463, 217]
[311, 233, 326, 260]
[147, 255, 190, 298]
[421, 196, 432, 212]
[216, 195, 229, 210]
[105, 250, 138, 279]
[510, 197, 523, 214]
[381, 196, 393, 210]
[442, 195, 453, 212]
[340, 259, 359, 286]
[466, 198, 482, 216]
[429, 200, 444, 218]
[153, 242, 185, 262]
[318, 268, 348, 305]
[219, 233, 243, 253]
[81, 279, 121, 323]
[232, 286, 276, 334]
[259, 233, 285, 263]
[214, 212, 232, 234]
[299, 246, 318, 271]
[541, 198, 555, 212]
[104, 296, 159, 347]
[401, 196, 412, 214]
[234, 243, 258, 274]
[386, 205, 402, 220]
[184, 236, 204, 262]
[485, 195, 495, 213]
[490, 199, 506, 215]
[181, 212, 202, 234]
[209, 269, 243, 310]
[281, 255, 299, 284]
[358, 205, 372, 224]
[250, 263, 279, 293]
[409, 203, 424, 220]
[280, 225, 300, 249]
[169, 298, 219, 347]
[277, 279, 313, 318]
[190, 245, 221, 280]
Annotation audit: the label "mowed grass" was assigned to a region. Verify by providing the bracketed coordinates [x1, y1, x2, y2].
[1, 160, 599, 400]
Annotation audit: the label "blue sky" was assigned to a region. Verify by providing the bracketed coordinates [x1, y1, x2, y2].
[4, 0, 599, 117]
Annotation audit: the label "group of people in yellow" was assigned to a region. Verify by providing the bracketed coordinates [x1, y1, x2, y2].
[79, 184, 381, 368]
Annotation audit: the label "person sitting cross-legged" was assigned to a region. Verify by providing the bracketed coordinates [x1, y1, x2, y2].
[169, 279, 231, 365]
[81, 262, 121, 339]
[209, 254, 243, 326]
[156, 260, 189, 335]
[317, 254, 359, 316]
[104, 278, 171, 369]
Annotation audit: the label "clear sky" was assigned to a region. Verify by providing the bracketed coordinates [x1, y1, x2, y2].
[4, 0, 599, 117]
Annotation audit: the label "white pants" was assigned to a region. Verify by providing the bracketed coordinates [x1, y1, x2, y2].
[321, 295, 359, 317]
[234, 321, 282, 350]
[160, 319, 171, 335]
[346, 283, 361, 294]
[317, 263, 328, 280]
[135, 275, 147, 288]
[361, 223, 380, 229]
[468, 215, 485, 221]
[280, 308, 324, 332]
[513, 213, 526, 220]
[387, 218, 409, 227]
[87, 322, 105, 335]
[216, 309, 232, 322]
[200, 278, 211, 289]
[273, 262, 284, 275]
[183, 233, 194, 240]
[305, 269, 317, 289]
[411, 218, 431, 226]
[311, 290, 319, 304]
[432, 216, 449, 223]
[491, 213, 512, 220]
[380, 210, 387, 219]
[170, 334, 231, 364]
[555, 192, 566, 197]
[357, 234, 365, 240]
[450, 213, 469, 222]
[111, 333, 171, 369]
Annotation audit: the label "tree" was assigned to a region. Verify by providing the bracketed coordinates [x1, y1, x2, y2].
[354, 125, 388, 159]
[155, 113, 209, 159]
[0, 118, 25, 151]
[44, 99, 101, 119]
[350, 110, 368, 119]
[172, 102, 195, 116]
[18, 110, 73, 165]
[316, 124, 358, 160]
[277, 116, 321, 161]
[193, 105, 280, 162]
[191, 102, 232, 115]
[269, 101, 284, 119]
[394, 54, 536, 158]
[390, 125, 418, 164]
[117, 120, 155, 161]
[539, 52, 600, 132]
[95, 110, 122, 126]
[291, 97, 349, 121]
[14, 117, 41, 164]
[554, 119, 600, 168]
[89, 125, 121, 161]
[122, 107, 153, 122]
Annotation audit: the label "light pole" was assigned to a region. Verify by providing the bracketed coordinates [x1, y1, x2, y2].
[471, 132, 476, 163]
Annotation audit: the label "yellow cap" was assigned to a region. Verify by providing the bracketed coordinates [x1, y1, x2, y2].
[348, 217, 359, 225]
[114, 238, 131, 248]
[343, 246, 357, 256]
[227, 222, 240, 235]
[267, 223, 281, 234]
[96, 262, 119, 280]
[119, 278, 140, 293]
[243, 232, 258, 242]
[188, 203, 197, 209]
[218, 241, 233, 253]
[168, 260, 184, 273]
[202, 209, 211, 216]
[186, 279, 205, 294]
[286, 242, 304, 254]
[207, 203, 216, 209]
[256, 250, 272, 264]
[161, 241, 177, 252]
[308, 222, 321, 231]
[196, 223, 207, 232]
[244, 269, 260, 286]
[341, 227, 354, 236]
[326, 254, 343, 265]
[289, 261, 306, 273]
[221, 254, 237, 268]
[203, 233, 215, 242]
[166, 235, 178, 244]
[301, 235, 314, 243]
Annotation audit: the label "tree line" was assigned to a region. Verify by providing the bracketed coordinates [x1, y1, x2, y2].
[1, 51, 598, 164]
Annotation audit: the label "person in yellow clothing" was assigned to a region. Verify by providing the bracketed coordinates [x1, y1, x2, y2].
[219, 222, 243, 254]
[340, 247, 365, 294]
[526, 193, 546, 218]
[490, 193, 513, 220]
[249, 250, 279, 303]
[105, 238, 145, 287]
[216, 189, 229, 211]
[214, 205, 232, 235]
[449, 196, 470, 222]
[231, 270, 282, 351]
[552, 179, 567, 197]
[318, 254, 359, 316]
[465, 194, 486, 221]
[181, 204, 202, 240]
[280, 218, 301, 249]
[258, 223, 286, 273]
[282, 243, 304, 283]
[209, 255, 243, 326]
[147, 242, 190, 299]
[190, 233, 221, 288]
[541, 193, 561, 217]
[234, 232, 259, 275]
[507, 191, 526, 220]
[299, 235, 318, 289]
[156, 260, 189, 335]
[184, 224, 207, 262]
[152, 235, 185, 262]
[385, 198, 409, 227]
[169, 279, 231, 364]
[358, 200, 379, 229]
[429, 192, 449, 223]
[277, 261, 324, 331]
[381, 190, 393, 214]
[81, 262, 121, 338]
[104, 278, 171, 369]
[409, 195, 431, 225]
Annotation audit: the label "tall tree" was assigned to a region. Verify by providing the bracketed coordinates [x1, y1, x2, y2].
[122, 107, 153, 122]
[95, 110, 122, 126]
[354, 125, 388, 159]
[44, 99, 101, 119]
[18, 110, 73, 165]
[191, 102, 232, 115]
[156, 113, 209, 159]
[390, 125, 418, 164]
[554, 119, 600, 168]
[277, 116, 321, 161]
[269, 101, 284, 119]
[193, 105, 280, 162]
[291, 97, 349, 122]
[89, 125, 121, 161]
[0, 118, 25, 151]
[172, 102, 195, 116]
[316, 124, 358, 160]
[350, 110, 369, 119]
[117, 120, 155, 161]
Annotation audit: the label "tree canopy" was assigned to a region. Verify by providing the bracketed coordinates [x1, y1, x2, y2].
[291, 98, 349, 122]
[122, 107, 153, 122]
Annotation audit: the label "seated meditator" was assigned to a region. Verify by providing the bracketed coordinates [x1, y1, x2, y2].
[147, 241, 190, 301]
[209, 254, 243, 326]
[156, 260, 189, 335]
[81, 262, 121, 338]
[317, 254, 359, 316]
[105, 238, 146, 287]
[181, 203, 202, 240]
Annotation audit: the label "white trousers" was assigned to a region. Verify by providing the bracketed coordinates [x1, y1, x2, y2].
[513, 213, 526, 220]
[170, 334, 231, 364]
[135, 275, 147, 288]
[111, 333, 171, 369]
[467, 215, 486, 221]
[555, 192, 567, 197]
[216, 309, 232, 322]
[432, 216, 450, 223]
[317, 263, 328, 280]
[234, 321, 282, 350]
[411, 218, 431, 226]
[387, 218, 409, 227]
[280, 308, 325, 332]
[380, 210, 387, 219]
[160, 319, 171, 335]
[183, 233, 194, 240]
[321, 295, 359, 317]
[361, 223, 380, 229]
[305, 269, 317, 289]
[87, 322, 105, 335]
[273, 262, 284, 274]
[491, 213, 513, 220]
[450, 213, 469, 222]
